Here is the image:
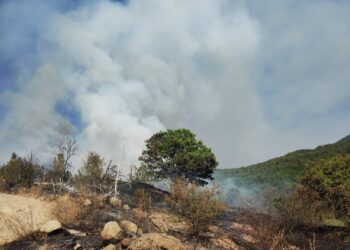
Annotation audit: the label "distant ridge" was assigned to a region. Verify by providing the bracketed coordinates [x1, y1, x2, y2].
[338, 134, 350, 143]
[215, 134, 350, 191]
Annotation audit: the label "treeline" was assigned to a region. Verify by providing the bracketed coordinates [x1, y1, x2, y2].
[0, 137, 121, 192]
[0, 129, 225, 236]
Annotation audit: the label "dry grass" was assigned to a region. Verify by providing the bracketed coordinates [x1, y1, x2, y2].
[50, 194, 85, 225]
[133, 188, 152, 211]
[0, 207, 38, 243]
[166, 178, 225, 235]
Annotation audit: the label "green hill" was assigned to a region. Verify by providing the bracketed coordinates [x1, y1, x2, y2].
[215, 135, 350, 191]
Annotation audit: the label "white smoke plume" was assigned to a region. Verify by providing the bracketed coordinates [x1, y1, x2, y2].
[1, 0, 350, 172]
[0, 0, 262, 171]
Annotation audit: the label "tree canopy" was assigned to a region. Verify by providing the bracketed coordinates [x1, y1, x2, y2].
[138, 129, 218, 185]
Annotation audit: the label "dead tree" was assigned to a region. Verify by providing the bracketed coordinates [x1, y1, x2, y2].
[56, 137, 78, 180]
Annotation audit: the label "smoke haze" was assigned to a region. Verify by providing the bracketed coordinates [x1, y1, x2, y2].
[0, 0, 350, 172]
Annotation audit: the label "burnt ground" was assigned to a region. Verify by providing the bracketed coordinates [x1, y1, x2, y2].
[1, 181, 350, 250]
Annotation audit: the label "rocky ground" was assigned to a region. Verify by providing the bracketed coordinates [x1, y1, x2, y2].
[0, 182, 349, 250]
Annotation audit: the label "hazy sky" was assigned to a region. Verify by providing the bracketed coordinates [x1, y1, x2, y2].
[0, 0, 349, 171]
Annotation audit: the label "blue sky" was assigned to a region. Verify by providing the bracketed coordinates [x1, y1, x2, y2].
[0, 0, 349, 170]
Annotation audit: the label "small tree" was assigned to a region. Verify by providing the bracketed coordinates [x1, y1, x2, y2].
[138, 129, 218, 185]
[50, 153, 65, 182]
[56, 137, 78, 182]
[75, 152, 117, 192]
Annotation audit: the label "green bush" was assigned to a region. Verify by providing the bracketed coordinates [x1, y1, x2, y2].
[274, 154, 350, 225]
[299, 154, 350, 220]
[0, 153, 42, 190]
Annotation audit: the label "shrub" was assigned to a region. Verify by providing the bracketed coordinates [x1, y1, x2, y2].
[273, 194, 322, 226]
[166, 178, 224, 235]
[133, 188, 152, 211]
[273, 154, 350, 226]
[298, 154, 350, 220]
[51, 195, 84, 225]
[0, 153, 42, 191]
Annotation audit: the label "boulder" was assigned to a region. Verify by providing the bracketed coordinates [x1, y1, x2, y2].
[128, 233, 185, 250]
[39, 220, 62, 233]
[101, 221, 123, 240]
[120, 220, 142, 234]
[73, 243, 81, 250]
[210, 237, 241, 250]
[102, 244, 118, 250]
[67, 229, 87, 237]
[84, 199, 92, 206]
[110, 197, 122, 207]
[123, 204, 130, 210]
[149, 211, 188, 233]
[121, 238, 133, 248]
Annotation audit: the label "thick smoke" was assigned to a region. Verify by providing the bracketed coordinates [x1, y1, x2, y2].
[0, 0, 263, 170]
[1, 0, 350, 172]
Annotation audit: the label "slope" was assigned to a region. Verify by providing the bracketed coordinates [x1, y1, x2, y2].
[215, 135, 350, 191]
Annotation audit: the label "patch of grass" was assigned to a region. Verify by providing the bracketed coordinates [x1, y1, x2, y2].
[51, 195, 85, 226]
[0, 208, 38, 243]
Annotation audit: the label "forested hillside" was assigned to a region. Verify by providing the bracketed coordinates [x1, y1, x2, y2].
[215, 135, 350, 190]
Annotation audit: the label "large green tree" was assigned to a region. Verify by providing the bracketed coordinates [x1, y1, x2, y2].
[138, 129, 218, 185]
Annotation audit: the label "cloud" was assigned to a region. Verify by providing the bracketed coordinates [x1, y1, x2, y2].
[0, 0, 349, 171]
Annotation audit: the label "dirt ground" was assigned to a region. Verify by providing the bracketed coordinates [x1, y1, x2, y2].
[0, 193, 53, 245]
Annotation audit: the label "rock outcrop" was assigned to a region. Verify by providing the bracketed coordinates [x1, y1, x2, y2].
[101, 221, 123, 240]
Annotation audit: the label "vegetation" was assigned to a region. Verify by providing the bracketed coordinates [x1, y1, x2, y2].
[0, 133, 349, 249]
[51, 195, 85, 225]
[138, 129, 218, 185]
[166, 178, 225, 234]
[45, 138, 78, 183]
[215, 136, 350, 191]
[133, 188, 152, 211]
[273, 154, 350, 227]
[0, 153, 42, 190]
[74, 152, 117, 192]
[299, 155, 350, 221]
